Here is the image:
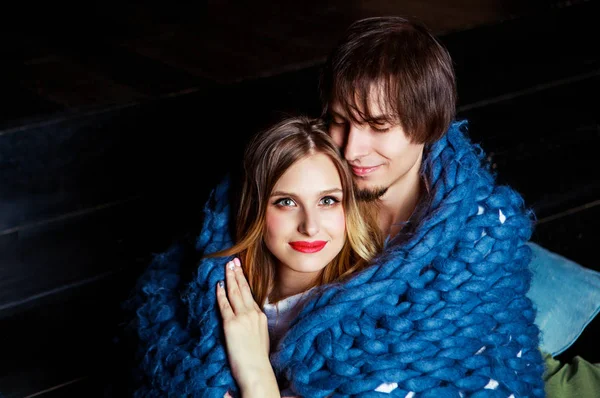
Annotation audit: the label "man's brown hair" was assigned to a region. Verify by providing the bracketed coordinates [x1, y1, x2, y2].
[320, 16, 457, 144]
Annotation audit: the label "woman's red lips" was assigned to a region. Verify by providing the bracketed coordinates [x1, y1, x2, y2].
[289, 240, 327, 253]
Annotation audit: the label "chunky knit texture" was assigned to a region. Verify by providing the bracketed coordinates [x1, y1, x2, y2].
[127, 121, 546, 397]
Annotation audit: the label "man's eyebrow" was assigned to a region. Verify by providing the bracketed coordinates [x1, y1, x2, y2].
[329, 109, 346, 118]
[330, 107, 393, 124]
[365, 114, 393, 124]
[270, 188, 343, 197]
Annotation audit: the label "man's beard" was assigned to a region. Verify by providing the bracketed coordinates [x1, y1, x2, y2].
[355, 185, 388, 202]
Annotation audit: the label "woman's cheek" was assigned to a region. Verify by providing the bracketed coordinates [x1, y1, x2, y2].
[326, 207, 346, 237]
[265, 209, 288, 240]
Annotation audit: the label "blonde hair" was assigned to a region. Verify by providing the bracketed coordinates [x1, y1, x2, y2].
[209, 116, 382, 306]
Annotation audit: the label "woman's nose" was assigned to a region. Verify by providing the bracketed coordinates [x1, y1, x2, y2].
[298, 209, 320, 236]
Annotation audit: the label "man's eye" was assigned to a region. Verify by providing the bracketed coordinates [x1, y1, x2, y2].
[328, 114, 347, 125]
[371, 124, 390, 133]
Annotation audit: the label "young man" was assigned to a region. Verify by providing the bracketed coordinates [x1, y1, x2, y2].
[319, 16, 600, 398]
[319, 16, 455, 240]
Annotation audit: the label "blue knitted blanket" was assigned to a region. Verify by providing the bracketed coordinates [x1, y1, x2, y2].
[128, 121, 545, 397]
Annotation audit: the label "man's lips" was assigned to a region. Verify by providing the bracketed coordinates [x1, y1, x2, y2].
[289, 241, 327, 253]
[351, 165, 380, 176]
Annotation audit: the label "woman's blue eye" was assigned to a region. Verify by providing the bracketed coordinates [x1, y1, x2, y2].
[321, 196, 340, 206]
[274, 198, 296, 207]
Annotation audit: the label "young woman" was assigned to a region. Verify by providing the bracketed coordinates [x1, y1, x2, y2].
[208, 116, 383, 396]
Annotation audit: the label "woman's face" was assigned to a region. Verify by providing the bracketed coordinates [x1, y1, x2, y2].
[264, 153, 346, 284]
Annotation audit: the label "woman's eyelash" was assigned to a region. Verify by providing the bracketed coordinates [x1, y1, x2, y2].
[272, 197, 341, 206]
[321, 196, 341, 205]
[273, 198, 295, 206]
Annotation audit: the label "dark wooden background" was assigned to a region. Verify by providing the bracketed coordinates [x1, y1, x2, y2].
[1, 0, 598, 396]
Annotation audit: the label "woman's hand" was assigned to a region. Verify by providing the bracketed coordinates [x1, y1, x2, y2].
[216, 258, 279, 398]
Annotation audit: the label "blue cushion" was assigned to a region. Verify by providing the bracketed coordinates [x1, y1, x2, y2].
[527, 242, 600, 356]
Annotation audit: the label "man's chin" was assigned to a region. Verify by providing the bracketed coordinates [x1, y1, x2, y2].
[355, 185, 388, 202]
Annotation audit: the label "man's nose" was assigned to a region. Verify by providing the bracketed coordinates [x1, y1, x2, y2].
[298, 209, 320, 237]
[344, 124, 370, 161]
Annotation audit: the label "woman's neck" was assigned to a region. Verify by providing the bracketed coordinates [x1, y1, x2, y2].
[269, 267, 319, 303]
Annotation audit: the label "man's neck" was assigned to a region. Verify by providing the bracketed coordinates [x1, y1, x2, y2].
[377, 152, 423, 238]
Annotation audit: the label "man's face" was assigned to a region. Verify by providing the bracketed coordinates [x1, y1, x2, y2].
[327, 96, 424, 201]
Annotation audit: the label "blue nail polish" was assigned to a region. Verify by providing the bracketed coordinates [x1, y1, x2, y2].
[218, 280, 224, 288]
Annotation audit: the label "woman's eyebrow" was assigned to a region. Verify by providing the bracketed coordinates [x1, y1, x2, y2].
[270, 188, 343, 197]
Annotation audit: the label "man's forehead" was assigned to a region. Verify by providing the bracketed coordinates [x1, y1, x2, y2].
[330, 99, 393, 121]
[332, 82, 390, 109]
[329, 102, 346, 115]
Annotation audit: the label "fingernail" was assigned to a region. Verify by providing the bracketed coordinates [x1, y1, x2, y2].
[227, 261, 235, 271]
[233, 258, 241, 267]
[218, 280, 224, 288]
